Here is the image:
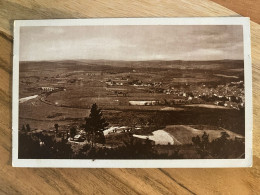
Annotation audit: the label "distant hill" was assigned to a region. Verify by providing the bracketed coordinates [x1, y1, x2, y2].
[20, 59, 244, 71]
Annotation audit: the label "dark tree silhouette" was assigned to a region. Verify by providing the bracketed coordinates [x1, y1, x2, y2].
[54, 123, 59, 133]
[26, 124, 31, 132]
[191, 131, 244, 159]
[192, 132, 210, 158]
[85, 103, 109, 147]
[192, 135, 201, 146]
[210, 131, 233, 158]
[220, 131, 230, 141]
[201, 131, 209, 150]
[70, 127, 77, 140]
[18, 132, 40, 158]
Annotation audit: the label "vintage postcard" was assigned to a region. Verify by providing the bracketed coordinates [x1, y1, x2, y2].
[12, 18, 252, 167]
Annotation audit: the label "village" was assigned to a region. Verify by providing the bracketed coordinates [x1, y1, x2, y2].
[103, 75, 244, 110]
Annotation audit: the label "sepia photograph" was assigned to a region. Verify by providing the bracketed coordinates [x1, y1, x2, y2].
[12, 18, 252, 167]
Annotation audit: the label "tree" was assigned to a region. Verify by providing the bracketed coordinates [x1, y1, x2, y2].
[85, 103, 109, 147]
[210, 132, 234, 158]
[192, 132, 210, 159]
[201, 131, 209, 150]
[52, 140, 73, 159]
[26, 124, 31, 132]
[18, 132, 40, 158]
[70, 127, 76, 140]
[22, 125, 26, 132]
[220, 131, 230, 141]
[54, 124, 59, 133]
[192, 135, 201, 146]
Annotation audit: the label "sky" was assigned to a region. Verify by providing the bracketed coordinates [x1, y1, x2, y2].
[20, 25, 243, 61]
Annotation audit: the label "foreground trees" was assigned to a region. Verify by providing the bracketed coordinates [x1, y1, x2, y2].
[192, 132, 210, 158]
[70, 127, 76, 140]
[192, 131, 244, 158]
[85, 103, 109, 147]
[18, 132, 73, 159]
[18, 103, 244, 159]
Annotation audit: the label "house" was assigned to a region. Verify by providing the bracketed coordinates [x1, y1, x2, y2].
[73, 134, 86, 142]
[41, 87, 55, 92]
[129, 100, 159, 106]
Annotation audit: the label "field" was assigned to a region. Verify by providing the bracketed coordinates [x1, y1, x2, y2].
[18, 59, 245, 159]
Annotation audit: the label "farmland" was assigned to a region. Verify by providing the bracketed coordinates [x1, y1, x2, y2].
[18, 59, 245, 159]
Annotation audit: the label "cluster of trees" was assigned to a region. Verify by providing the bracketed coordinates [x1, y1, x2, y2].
[192, 131, 244, 159]
[19, 103, 244, 159]
[76, 134, 183, 159]
[19, 133, 73, 159]
[19, 103, 109, 159]
[21, 124, 31, 132]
